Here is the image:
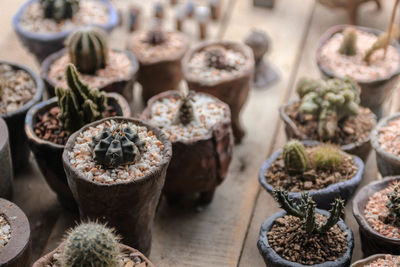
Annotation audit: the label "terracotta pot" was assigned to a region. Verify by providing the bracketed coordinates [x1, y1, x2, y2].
[62, 117, 172, 256]
[350, 254, 388, 267]
[316, 25, 400, 119]
[257, 209, 354, 267]
[0, 60, 44, 174]
[127, 31, 190, 103]
[259, 140, 364, 210]
[0, 118, 13, 199]
[0, 198, 31, 267]
[279, 100, 376, 161]
[25, 94, 131, 211]
[142, 90, 233, 205]
[182, 40, 255, 144]
[353, 176, 400, 256]
[12, 0, 119, 63]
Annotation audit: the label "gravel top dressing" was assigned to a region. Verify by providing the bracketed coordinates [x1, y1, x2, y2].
[377, 117, 400, 157]
[0, 215, 11, 249]
[364, 255, 400, 267]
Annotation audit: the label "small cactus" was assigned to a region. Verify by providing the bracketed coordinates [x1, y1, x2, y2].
[311, 144, 343, 171]
[40, 0, 80, 22]
[282, 140, 309, 175]
[205, 46, 232, 70]
[66, 26, 109, 74]
[174, 87, 195, 126]
[385, 184, 400, 227]
[339, 28, 357, 56]
[56, 64, 107, 133]
[146, 27, 166, 45]
[364, 24, 399, 64]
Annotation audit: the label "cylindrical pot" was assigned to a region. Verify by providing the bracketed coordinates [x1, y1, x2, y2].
[0, 118, 13, 199]
[257, 209, 354, 267]
[279, 100, 376, 161]
[41, 48, 139, 102]
[12, 0, 119, 63]
[316, 25, 400, 118]
[182, 40, 255, 144]
[62, 117, 172, 256]
[0, 198, 31, 267]
[350, 254, 389, 267]
[0, 61, 44, 173]
[142, 90, 233, 205]
[353, 176, 400, 256]
[25, 94, 131, 211]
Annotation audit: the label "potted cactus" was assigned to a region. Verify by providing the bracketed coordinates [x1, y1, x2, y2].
[0, 117, 13, 200]
[258, 188, 354, 267]
[351, 254, 399, 267]
[142, 88, 233, 206]
[33, 222, 154, 267]
[280, 77, 376, 161]
[259, 140, 364, 209]
[25, 64, 130, 210]
[13, 0, 119, 62]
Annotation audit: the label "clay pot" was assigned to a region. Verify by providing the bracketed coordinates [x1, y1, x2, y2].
[257, 209, 354, 267]
[353, 176, 400, 256]
[316, 25, 400, 118]
[41, 48, 138, 102]
[0, 198, 31, 267]
[127, 31, 190, 103]
[279, 100, 376, 161]
[62, 117, 172, 256]
[25, 94, 131, 211]
[0, 118, 13, 199]
[142, 90, 233, 206]
[12, 0, 119, 63]
[182, 40, 255, 144]
[350, 254, 388, 267]
[259, 140, 364, 210]
[0, 61, 44, 173]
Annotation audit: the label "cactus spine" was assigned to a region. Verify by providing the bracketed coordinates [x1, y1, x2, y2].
[175, 87, 195, 125]
[40, 0, 80, 22]
[311, 144, 343, 171]
[339, 28, 357, 56]
[386, 184, 400, 227]
[282, 140, 309, 175]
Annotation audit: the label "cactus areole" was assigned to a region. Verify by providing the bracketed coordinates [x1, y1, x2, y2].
[40, 0, 80, 22]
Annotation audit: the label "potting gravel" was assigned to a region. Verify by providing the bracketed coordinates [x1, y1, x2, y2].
[364, 255, 400, 267]
[377, 117, 400, 157]
[0, 215, 11, 249]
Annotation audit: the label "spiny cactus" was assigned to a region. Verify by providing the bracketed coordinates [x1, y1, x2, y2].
[174, 87, 195, 126]
[282, 140, 309, 175]
[311, 144, 343, 171]
[339, 28, 357, 56]
[66, 27, 109, 74]
[40, 0, 80, 22]
[385, 184, 400, 227]
[364, 24, 399, 64]
[60, 222, 120, 267]
[56, 64, 107, 133]
[273, 187, 345, 234]
[146, 27, 166, 45]
[205, 46, 232, 70]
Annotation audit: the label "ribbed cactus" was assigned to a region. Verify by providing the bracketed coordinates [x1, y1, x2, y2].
[146, 27, 166, 45]
[66, 27, 109, 74]
[386, 184, 400, 227]
[273, 187, 345, 234]
[339, 28, 357, 56]
[40, 0, 80, 22]
[205, 46, 231, 70]
[60, 222, 120, 267]
[175, 87, 195, 125]
[282, 140, 309, 175]
[364, 24, 399, 64]
[311, 144, 343, 171]
[56, 64, 107, 133]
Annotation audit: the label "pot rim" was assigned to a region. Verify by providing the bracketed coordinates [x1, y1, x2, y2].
[0, 117, 9, 152]
[350, 254, 390, 267]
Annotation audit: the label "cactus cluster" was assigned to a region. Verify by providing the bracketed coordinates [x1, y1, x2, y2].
[145, 27, 166, 45]
[66, 27, 109, 75]
[273, 187, 345, 234]
[364, 25, 399, 64]
[385, 184, 400, 227]
[174, 87, 195, 126]
[205, 46, 232, 70]
[282, 140, 309, 175]
[56, 64, 107, 133]
[339, 27, 357, 56]
[311, 144, 343, 171]
[40, 0, 80, 22]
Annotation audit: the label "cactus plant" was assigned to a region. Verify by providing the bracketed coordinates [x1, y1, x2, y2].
[66, 26, 109, 74]
[273, 187, 345, 234]
[55, 63, 107, 133]
[311, 144, 343, 171]
[145, 27, 166, 45]
[174, 87, 195, 126]
[385, 184, 400, 227]
[364, 24, 399, 64]
[40, 0, 80, 22]
[282, 140, 309, 175]
[205, 46, 232, 70]
[339, 28, 357, 56]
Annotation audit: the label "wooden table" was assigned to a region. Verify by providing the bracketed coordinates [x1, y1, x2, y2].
[0, 0, 398, 265]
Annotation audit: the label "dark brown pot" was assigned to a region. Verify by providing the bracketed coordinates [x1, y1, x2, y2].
[0, 117, 13, 199]
[62, 117, 172, 256]
[353, 176, 400, 256]
[0, 198, 31, 267]
[25, 94, 131, 211]
[142, 90, 233, 205]
[182, 40, 255, 144]
[128, 31, 190, 103]
[316, 25, 400, 119]
[279, 100, 376, 161]
[41, 48, 139, 102]
[351, 254, 388, 267]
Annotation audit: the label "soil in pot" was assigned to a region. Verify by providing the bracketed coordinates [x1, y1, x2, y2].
[360, 254, 400, 266]
[0, 215, 11, 249]
[375, 116, 400, 158]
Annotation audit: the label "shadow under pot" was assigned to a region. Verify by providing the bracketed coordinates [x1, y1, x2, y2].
[62, 117, 172, 256]
[257, 209, 354, 267]
[12, 0, 119, 63]
[353, 176, 400, 256]
[0, 118, 13, 199]
[182, 40, 255, 144]
[0, 198, 31, 267]
[316, 25, 400, 119]
[351, 254, 395, 267]
[142, 90, 233, 206]
[279, 100, 376, 162]
[0, 60, 44, 174]
[25, 94, 131, 211]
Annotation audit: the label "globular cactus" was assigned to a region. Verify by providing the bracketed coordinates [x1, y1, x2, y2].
[385, 184, 400, 227]
[91, 124, 146, 168]
[311, 144, 343, 171]
[40, 0, 80, 22]
[339, 27, 357, 56]
[146, 27, 166, 45]
[205, 46, 232, 70]
[282, 140, 309, 175]
[174, 86, 195, 126]
[273, 187, 345, 234]
[364, 24, 399, 64]
[66, 27, 109, 74]
[60, 222, 120, 267]
[56, 64, 107, 133]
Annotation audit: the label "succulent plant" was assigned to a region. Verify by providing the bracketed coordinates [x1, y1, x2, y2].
[40, 0, 80, 22]
[174, 87, 195, 126]
[385, 184, 400, 227]
[205, 46, 233, 70]
[56, 64, 107, 133]
[273, 187, 345, 234]
[311, 144, 343, 171]
[364, 24, 399, 64]
[282, 140, 309, 175]
[66, 26, 109, 74]
[339, 27, 357, 56]
[297, 77, 360, 140]
[145, 27, 166, 45]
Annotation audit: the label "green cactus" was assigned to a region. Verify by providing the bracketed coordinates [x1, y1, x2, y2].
[339, 28, 357, 56]
[364, 24, 399, 64]
[273, 187, 345, 234]
[385, 184, 400, 227]
[175, 87, 195, 126]
[311, 144, 343, 171]
[56, 64, 107, 133]
[60, 222, 120, 267]
[40, 0, 80, 22]
[282, 140, 309, 175]
[146, 27, 166, 45]
[66, 26, 109, 74]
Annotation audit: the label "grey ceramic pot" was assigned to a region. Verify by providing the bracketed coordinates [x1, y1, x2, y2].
[0, 118, 13, 199]
[350, 254, 388, 267]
